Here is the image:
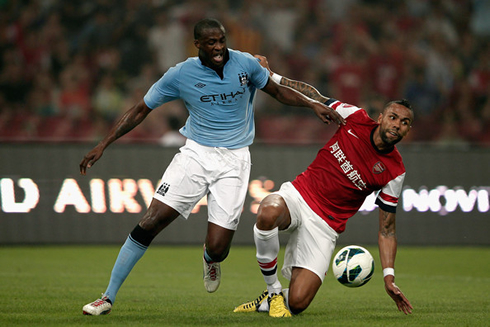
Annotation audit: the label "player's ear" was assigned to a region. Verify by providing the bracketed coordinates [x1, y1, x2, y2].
[377, 112, 383, 124]
[406, 123, 412, 134]
[194, 39, 200, 49]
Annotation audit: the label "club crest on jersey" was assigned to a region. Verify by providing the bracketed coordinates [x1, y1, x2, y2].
[238, 72, 249, 86]
[372, 161, 386, 174]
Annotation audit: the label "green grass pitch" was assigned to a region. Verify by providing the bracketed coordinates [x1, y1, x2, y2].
[0, 245, 489, 326]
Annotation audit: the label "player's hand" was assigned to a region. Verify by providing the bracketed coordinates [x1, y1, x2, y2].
[314, 102, 346, 126]
[254, 54, 272, 74]
[80, 145, 104, 175]
[384, 278, 413, 314]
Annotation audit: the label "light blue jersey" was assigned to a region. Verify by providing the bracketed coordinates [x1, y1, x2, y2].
[144, 49, 269, 149]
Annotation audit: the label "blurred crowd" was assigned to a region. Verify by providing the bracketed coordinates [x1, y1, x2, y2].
[0, 0, 489, 146]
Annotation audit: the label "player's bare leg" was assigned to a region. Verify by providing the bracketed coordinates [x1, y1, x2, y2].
[138, 199, 181, 235]
[203, 222, 235, 292]
[287, 267, 322, 315]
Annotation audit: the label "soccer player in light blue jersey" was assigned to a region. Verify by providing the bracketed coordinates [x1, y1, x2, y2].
[80, 18, 345, 316]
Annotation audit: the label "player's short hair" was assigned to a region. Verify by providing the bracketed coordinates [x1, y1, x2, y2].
[383, 99, 414, 123]
[385, 99, 412, 111]
[194, 18, 225, 40]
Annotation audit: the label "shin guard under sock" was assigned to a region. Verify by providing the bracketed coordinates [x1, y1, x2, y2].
[254, 224, 282, 294]
[104, 225, 153, 303]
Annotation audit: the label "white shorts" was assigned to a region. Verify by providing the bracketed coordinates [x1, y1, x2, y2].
[276, 182, 339, 282]
[153, 139, 251, 230]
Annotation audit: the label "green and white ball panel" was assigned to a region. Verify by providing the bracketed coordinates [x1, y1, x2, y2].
[332, 245, 375, 287]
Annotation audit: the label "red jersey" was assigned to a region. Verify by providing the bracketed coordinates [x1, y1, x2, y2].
[292, 99, 406, 233]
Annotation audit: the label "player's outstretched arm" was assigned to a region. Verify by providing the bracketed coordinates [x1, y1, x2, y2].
[79, 100, 151, 175]
[254, 54, 329, 104]
[255, 55, 344, 126]
[378, 208, 413, 314]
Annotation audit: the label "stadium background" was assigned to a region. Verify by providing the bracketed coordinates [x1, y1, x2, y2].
[1, 0, 489, 246]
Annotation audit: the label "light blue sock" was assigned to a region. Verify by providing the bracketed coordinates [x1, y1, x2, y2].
[104, 236, 147, 303]
[203, 248, 214, 263]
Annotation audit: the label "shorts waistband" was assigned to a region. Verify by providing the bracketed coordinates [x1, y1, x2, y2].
[185, 139, 249, 154]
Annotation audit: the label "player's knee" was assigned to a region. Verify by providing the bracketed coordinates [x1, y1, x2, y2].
[288, 295, 310, 315]
[139, 201, 180, 235]
[256, 197, 283, 229]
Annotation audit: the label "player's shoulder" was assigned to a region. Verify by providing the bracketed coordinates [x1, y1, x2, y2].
[228, 48, 252, 58]
[174, 57, 201, 70]
[162, 57, 201, 79]
[391, 146, 404, 162]
[380, 146, 405, 176]
[228, 48, 258, 64]
[329, 99, 371, 121]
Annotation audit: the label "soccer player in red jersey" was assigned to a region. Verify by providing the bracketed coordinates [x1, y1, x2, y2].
[233, 55, 414, 317]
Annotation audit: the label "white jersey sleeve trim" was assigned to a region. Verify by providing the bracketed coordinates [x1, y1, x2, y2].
[376, 172, 405, 209]
[325, 98, 361, 119]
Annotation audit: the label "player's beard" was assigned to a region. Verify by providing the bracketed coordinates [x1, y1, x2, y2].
[380, 128, 402, 146]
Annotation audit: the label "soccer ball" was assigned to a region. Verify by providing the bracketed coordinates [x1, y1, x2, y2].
[332, 245, 375, 287]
